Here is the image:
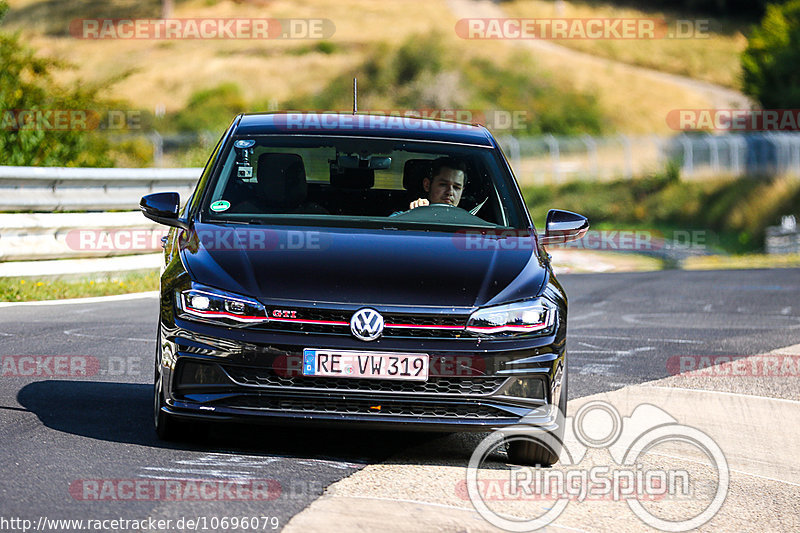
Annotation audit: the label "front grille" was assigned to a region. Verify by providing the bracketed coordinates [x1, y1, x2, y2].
[382, 328, 466, 339]
[216, 395, 515, 419]
[248, 307, 471, 339]
[382, 312, 469, 339]
[222, 366, 507, 396]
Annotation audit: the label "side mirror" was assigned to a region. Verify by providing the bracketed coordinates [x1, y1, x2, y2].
[540, 209, 589, 245]
[140, 192, 188, 230]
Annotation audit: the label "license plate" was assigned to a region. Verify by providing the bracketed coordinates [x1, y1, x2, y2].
[302, 349, 429, 381]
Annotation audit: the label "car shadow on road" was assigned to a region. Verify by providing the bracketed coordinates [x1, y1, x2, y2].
[16, 380, 495, 467]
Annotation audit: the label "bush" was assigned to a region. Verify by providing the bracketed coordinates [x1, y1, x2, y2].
[522, 174, 800, 253]
[284, 32, 607, 136]
[550, 0, 776, 18]
[0, 0, 116, 167]
[742, 0, 800, 108]
[172, 82, 246, 134]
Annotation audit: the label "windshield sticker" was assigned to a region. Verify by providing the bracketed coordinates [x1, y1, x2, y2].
[210, 200, 231, 212]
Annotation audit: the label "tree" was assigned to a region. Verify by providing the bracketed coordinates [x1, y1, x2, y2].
[0, 0, 114, 166]
[742, 0, 800, 109]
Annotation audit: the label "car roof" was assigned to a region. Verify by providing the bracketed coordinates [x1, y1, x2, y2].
[234, 113, 495, 147]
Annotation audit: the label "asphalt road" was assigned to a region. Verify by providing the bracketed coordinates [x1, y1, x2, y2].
[1, 269, 799, 531]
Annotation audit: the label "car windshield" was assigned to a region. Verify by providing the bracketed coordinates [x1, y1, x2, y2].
[200, 135, 528, 231]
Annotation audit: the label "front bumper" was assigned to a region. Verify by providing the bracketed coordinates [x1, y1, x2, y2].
[159, 316, 566, 433]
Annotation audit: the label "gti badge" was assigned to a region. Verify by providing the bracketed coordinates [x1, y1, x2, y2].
[350, 308, 384, 341]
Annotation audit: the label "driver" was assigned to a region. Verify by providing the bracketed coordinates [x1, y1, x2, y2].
[409, 157, 466, 209]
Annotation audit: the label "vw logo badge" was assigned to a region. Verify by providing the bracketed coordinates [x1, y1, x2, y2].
[350, 308, 384, 341]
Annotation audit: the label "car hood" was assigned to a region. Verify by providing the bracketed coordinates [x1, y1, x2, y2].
[180, 223, 547, 308]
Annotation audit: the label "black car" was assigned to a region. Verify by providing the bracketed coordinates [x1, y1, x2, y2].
[141, 113, 588, 465]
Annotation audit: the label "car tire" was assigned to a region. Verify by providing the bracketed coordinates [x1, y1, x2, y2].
[506, 363, 568, 466]
[154, 327, 180, 441]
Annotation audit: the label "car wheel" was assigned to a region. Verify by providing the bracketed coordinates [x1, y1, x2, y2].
[154, 328, 180, 441]
[506, 363, 568, 466]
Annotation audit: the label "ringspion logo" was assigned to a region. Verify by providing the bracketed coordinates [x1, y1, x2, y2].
[465, 401, 728, 531]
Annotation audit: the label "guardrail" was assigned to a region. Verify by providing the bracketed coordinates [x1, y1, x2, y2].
[0, 166, 202, 212]
[498, 132, 800, 184]
[0, 212, 165, 261]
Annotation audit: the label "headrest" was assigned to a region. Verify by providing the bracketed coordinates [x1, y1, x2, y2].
[403, 159, 433, 196]
[257, 153, 307, 209]
[330, 167, 375, 189]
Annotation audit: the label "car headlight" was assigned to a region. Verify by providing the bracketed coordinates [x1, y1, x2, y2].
[466, 298, 556, 336]
[178, 285, 267, 325]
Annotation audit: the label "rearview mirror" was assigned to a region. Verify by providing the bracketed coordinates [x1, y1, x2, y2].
[335, 154, 392, 170]
[540, 209, 589, 245]
[140, 192, 188, 230]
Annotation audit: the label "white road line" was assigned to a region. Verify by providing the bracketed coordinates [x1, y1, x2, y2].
[622, 312, 800, 328]
[139, 467, 258, 478]
[568, 310, 604, 322]
[576, 342, 604, 349]
[0, 291, 158, 308]
[173, 452, 364, 470]
[174, 457, 281, 467]
[570, 333, 704, 344]
[63, 328, 151, 343]
[645, 385, 800, 405]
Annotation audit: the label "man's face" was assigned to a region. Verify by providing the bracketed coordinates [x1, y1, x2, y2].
[424, 167, 465, 206]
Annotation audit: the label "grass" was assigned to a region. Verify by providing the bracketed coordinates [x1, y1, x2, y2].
[684, 253, 800, 270]
[283, 32, 607, 137]
[446, 6, 738, 134]
[3, 0, 455, 114]
[4, 0, 747, 137]
[524, 173, 800, 254]
[0, 270, 159, 302]
[502, 0, 749, 89]
[548, 248, 664, 273]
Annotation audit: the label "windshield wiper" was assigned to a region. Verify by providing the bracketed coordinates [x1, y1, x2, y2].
[203, 217, 258, 225]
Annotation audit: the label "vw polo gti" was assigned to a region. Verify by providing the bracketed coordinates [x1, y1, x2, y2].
[141, 113, 588, 465]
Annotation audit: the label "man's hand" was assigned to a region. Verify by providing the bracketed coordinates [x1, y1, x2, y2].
[409, 198, 430, 209]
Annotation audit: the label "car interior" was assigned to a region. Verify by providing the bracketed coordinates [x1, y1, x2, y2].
[211, 142, 511, 227]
